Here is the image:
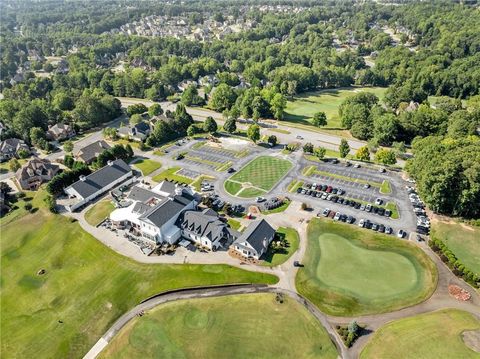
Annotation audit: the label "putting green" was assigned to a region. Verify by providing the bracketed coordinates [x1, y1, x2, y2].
[224, 156, 292, 197]
[100, 293, 338, 359]
[296, 219, 437, 316]
[316, 234, 419, 300]
[361, 309, 480, 359]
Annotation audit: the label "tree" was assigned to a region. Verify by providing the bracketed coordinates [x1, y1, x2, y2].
[339, 139, 350, 158]
[9, 158, 21, 172]
[126, 103, 148, 116]
[208, 83, 237, 112]
[0, 182, 12, 194]
[129, 114, 143, 126]
[17, 149, 30, 159]
[267, 135, 277, 146]
[223, 118, 237, 134]
[312, 112, 327, 127]
[30, 127, 46, 147]
[355, 146, 370, 161]
[375, 148, 397, 165]
[44, 195, 57, 213]
[125, 144, 134, 159]
[373, 113, 399, 146]
[314, 147, 326, 160]
[63, 140, 73, 153]
[392, 141, 406, 158]
[203, 116, 218, 134]
[247, 124, 260, 143]
[303, 142, 314, 153]
[148, 104, 163, 117]
[348, 321, 359, 335]
[181, 84, 203, 106]
[52, 92, 74, 111]
[270, 93, 287, 120]
[187, 124, 200, 137]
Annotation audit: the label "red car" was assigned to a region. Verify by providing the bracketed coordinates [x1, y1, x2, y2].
[326, 186, 333, 193]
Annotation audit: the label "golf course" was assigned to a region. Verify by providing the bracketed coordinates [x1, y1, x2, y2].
[296, 219, 437, 316]
[99, 293, 339, 359]
[224, 155, 292, 198]
[0, 190, 277, 359]
[361, 309, 480, 359]
[284, 86, 388, 128]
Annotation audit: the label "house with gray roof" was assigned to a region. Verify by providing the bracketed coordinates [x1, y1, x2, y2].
[231, 219, 275, 259]
[47, 123, 76, 141]
[0, 138, 30, 162]
[75, 140, 111, 164]
[64, 159, 133, 212]
[177, 208, 239, 250]
[117, 121, 151, 141]
[16, 157, 59, 190]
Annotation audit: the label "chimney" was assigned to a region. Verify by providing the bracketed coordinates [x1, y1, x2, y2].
[80, 175, 86, 181]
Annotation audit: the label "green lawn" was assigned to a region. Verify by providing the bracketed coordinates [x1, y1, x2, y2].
[430, 221, 480, 275]
[152, 167, 193, 185]
[260, 227, 300, 266]
[296, 219, 437, 316]
[227, 218, 243, 231]
[285, 87, 388, 128]
[380, 179, 392, 194]
[361, 309, 480, 359]
[224, 156, 292, 198]
[0, 157, 29, 174]
[84, 200, 115, 226]
[0, 191, 278, 359]
[99, 293, 338, 359]
[132, 158, 162, 176]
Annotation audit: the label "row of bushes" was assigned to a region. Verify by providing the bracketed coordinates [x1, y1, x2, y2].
[429, 238, 479, 288]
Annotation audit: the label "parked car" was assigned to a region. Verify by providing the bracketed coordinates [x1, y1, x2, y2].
[397, 229, 406, 238]
[375, 198, 383, 205]
[365, 204, 372, 212]
[296, 135, 303, 140]
[293, 261, 304, 267]
[346, 215, 355, 224]
[332, 188, 338, 194]
[345, 162, 351, 167]
[296, 187, 302, 193]
[322, 208, 330, 217]
[360, 204, 366, 211]
[333, 212, 341, 221]
[358, 219, 365, 227]
[337, 189, 345, 195]
[384, 209, 392, 217]
[377, 208, 385, 216]
[227, 167, 236, 173]
[364, 183, 370, 189]
[371, 223, 379, 231]
[326, 186, 333, 193]
[385, 226, 393, 234]
[255, 197, 266, 203]
[378, 224, 385, 233]
[354, 163, 361, 168]
[379, 168, 386, 173]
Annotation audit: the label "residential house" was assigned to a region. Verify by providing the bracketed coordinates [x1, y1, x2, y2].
[46, 123, 76, 141]
[16, 157, 60, 190]
[177, 208, 239, 250]
[0, 138, 30, 162]
[177, 79, 198, 92]
[110, 181, 197, 245]
[64, 159, 133, 212]
[75, 140, 111, 164]
[230, 219, 276, 259]
[117, 121, 151, 141]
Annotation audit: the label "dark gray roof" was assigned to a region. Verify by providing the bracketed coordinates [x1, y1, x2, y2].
[67, 159, 132, 198]
[177, 210, 234, 243]
[0, 138, 29, 154]
[76, 140, 111, 163]
[156, 180, 176, 195]
[133, 121, 150, 134]
[234, 219, 275, 254]
[140, 196, 191, 227]
[128, 185, 163, 202]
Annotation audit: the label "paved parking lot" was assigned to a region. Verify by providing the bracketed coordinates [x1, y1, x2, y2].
[182, 157, 219, 171]
[197, 145, 239, 159]
[177, 168, 202, 179]
[310, 173, 379, 203]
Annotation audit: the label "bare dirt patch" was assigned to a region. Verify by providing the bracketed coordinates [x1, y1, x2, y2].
[462, 330, 480, 353]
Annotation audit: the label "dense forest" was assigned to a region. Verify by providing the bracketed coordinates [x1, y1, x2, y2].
[0, 0, 479, 217]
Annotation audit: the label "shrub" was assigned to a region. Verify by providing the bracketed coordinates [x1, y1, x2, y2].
[24, 203, 33, 211]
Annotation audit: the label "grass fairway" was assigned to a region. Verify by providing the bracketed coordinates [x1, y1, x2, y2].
[431, 221, 480, 275]
[84, 199, 115, 226]
[260, 227, 300, 266]
[132, 158, 161, 175]
[285, 87, 387, 128]
[361, 309, 480, 359]
[296, 219, 437, 316]
[0, 191, 277, 359]
[100, 293, 338, 359]
[224, 156, 292, 197]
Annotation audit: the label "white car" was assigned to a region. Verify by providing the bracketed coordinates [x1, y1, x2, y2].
[358, 219, 365, 227]
[375, 198, 383, 205]
[354, 163, 361, 168]
[296, 135, 303, 140]
[255, 197, 266, 203]
[334, 212, 341, 221]
[397, 229, 406, 238]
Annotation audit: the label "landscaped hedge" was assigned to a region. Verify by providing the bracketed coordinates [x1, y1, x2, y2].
[429, 238, 479, 288]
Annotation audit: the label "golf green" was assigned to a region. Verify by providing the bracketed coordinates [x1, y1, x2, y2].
[296, 219, 437, 316]
[100, 293, 339, 359]
[224, 155, 292, 197]
[361, 309, 480, 359]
